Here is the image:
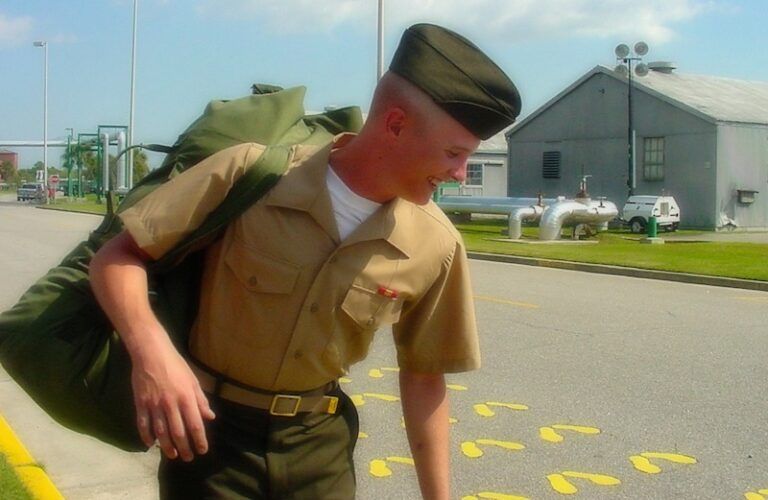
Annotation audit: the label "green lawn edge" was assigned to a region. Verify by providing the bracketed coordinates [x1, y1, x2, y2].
[456, 219, 768, 282]
[38, 202, 768, 282]
[0, 454, 34, 500]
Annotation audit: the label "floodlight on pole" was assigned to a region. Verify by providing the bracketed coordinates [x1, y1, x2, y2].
[33, 40, 49, 203]
[614, 41, 650, 197]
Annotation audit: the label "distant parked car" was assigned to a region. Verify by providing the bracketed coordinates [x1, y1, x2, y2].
[17, 182, 44, 202]
[622, 195, 681, 233]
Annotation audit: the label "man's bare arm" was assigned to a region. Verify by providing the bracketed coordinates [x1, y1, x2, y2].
[90, 231, 215, 461]
[400, 370, 450, 500]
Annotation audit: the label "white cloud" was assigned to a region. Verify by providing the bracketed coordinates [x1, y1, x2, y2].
[195, 0, 718, 43]
[0, 12, 33, 48]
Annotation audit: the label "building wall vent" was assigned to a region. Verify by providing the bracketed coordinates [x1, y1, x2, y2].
[542, 151, 561, 179]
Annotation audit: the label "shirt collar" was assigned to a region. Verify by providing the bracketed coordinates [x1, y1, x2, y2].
[263, 139, 414, 258]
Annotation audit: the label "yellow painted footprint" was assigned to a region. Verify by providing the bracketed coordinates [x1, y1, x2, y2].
[462, 492, 530, 500]
[368, 367, 399, 379]
[339, 377, 352, 384]
[363, 392, 400, 402]
[461, 441, 484, 458]
[368, 456, 414, 478]
[744, 489, 768, 500]
[539, 424, 601, 443]
[369, 459, 392, 478]
[473, 402, 529, 417]
[474, 404, 496, 417]
[350, 394, 366, 406]
[461, 439, 525, 458]
[547, 471, 621, 495]
[447, 384, 469, 391]
[629, 452, 697, 474]
[487, 402, 529, 411]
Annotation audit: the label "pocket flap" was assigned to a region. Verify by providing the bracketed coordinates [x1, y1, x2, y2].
[225, 243, 299, 294]
[341, 284, 403, 330]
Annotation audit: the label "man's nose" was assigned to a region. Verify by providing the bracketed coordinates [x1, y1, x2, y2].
[449, 161, 468, 183]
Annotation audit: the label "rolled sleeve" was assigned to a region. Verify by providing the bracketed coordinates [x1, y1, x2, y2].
[118, 143, 266, 260]
[393, 242, 480, 374]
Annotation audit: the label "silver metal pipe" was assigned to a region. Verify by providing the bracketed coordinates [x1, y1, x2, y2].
[100, 132, 110, 193]
[539, 199, 619, 240]
[116, 131, 127, 190]
[508, 205, 544, 239]
[438, 196, 555, 215]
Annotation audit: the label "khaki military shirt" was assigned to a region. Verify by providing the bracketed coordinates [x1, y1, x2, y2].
[120, 140, 480, 391]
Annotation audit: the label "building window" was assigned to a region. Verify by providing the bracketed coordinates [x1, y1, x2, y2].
[466, 163, 483, 186]
[542, 151, 561, 179]
[643, 137, 665, 181]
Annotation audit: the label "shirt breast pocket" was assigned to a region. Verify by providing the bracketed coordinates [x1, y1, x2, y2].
[340, 283, 404, 331]
[224, 242, 300, 295]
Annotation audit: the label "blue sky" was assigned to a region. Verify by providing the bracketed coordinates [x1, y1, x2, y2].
[1, 0, 765, 168]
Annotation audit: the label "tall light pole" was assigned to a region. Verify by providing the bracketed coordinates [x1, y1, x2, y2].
[377, 0, 384, 80]
[615, 42, 649, 197]
[128, 0, 138, 189]
[33, 40, 48, 203]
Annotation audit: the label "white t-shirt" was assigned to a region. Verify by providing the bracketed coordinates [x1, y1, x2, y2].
[326, 165, 381, 241]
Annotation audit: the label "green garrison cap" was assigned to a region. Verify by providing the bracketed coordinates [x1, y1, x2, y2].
[389, 23, 521, 140]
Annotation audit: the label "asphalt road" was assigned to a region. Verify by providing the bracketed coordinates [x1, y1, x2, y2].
[1, 197, 766, 499]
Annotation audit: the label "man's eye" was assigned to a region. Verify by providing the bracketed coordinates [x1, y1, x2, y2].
[446, 151, 459, 158]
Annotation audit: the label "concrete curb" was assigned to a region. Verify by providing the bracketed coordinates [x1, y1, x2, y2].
[0, 414, 64, 500]
[468, 252, 768, 292]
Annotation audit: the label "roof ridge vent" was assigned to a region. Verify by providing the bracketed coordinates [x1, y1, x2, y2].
[648, 61, 676, 74]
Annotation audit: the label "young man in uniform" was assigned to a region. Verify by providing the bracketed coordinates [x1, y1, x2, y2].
[90, 23, 520, 500]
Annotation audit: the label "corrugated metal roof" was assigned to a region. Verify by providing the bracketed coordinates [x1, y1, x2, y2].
[618, 65, 768, 125]
[476, 127, 509, 153]
[508, 66, 768, 137]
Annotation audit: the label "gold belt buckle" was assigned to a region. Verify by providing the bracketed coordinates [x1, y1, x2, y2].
[270, 394, 301, 416]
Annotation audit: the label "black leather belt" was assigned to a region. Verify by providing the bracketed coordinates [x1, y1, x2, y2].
[190, 363, 339, 416]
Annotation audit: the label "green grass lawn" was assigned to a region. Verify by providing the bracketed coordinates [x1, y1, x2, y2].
[0, 454, 33, 500]
[42, 194, 107, 215]
[456, 219, 768, 281]
[39, 200, 767, 281]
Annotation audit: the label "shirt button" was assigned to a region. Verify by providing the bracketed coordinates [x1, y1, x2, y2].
[310, 303, 319, 313]
[366, 317, 375, 326]
[329, 256, 338, 264]
[294, 350, 303, 359]
[248, 276, 258, 286]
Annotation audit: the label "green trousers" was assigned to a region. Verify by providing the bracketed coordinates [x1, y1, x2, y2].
[158, 388, 359, 500]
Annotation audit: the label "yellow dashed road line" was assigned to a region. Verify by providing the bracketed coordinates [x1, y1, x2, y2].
[0, 414, 63, 500]
[463, 492, 530, 500]
[474, 295, 540, 309]
[735, 296, 768, 304]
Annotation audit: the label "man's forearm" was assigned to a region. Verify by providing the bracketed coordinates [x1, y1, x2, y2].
[90, 231, 214, 460]
[400, 370, 450, 500]
[90, 231, 171, 359]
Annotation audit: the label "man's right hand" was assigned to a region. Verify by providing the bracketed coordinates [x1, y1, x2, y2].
[130, 336, 216, 462]
[89, 231, 216, 462]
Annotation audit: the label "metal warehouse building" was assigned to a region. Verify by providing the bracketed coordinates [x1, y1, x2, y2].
[505, 64, 768, 229]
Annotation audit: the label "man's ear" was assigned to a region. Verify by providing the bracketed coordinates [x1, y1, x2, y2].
[384, 107, 407, 138]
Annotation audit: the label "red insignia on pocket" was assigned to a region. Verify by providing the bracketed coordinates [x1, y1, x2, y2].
[377, 285, 398, 299]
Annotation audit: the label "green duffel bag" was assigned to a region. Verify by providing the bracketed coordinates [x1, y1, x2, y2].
[0, 85, 362, 452]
